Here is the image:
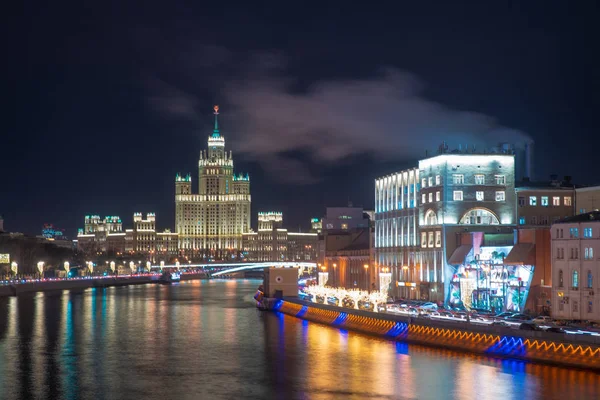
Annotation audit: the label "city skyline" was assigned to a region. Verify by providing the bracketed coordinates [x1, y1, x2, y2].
[4, 2, 598, 237]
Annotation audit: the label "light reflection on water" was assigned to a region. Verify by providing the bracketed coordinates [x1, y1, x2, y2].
[0, 280, 599, 400]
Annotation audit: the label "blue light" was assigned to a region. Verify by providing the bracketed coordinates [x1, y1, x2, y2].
[296, 306, 308, 317]
[332, 312, 348, 326]
[385, 322, 409, 338]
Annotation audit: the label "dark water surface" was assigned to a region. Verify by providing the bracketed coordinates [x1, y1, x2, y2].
[1, 279, 600, 400]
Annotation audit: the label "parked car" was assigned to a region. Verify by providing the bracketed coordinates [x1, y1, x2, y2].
[419, 302, 438, 310]
[545, 327, 566, 334]
[506, 313, 530, 321]
[531, 316, 552, 325]
[494, 312, 514, 319]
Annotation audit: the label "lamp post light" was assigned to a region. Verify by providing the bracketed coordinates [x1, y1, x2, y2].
[11, 261, 18, 278]
[333, 263, 337, 287]
[37, 261, 45, 279]
[364, 264, 369, 292]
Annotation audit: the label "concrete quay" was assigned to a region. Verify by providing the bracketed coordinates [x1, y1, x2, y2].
[274, 298, 600, 371]
[0, 272, 208, 297]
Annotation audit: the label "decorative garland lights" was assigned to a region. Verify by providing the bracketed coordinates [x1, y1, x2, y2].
[302, 286, 389, 312]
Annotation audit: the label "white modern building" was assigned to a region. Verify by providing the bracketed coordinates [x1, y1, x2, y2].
[375, 146, 517, 302]
[175, 106, 251, 259]
[551, 211, 600, 321]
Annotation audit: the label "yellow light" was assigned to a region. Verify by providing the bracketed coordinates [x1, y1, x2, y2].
[364, 264, 369, 270]
[333, 263, 337, 268]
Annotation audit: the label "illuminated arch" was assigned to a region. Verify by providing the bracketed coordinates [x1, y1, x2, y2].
[424, 209, 438, 225]
[459, 208, 500, 225]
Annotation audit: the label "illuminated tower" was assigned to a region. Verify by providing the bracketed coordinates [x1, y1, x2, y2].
[175, 106, 251, 258]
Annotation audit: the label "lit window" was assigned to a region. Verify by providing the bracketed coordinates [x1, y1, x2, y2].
[422, 194, 427, 204]
[495, 175, 506, 185]
[529, 196, 537, 206]
[452, 174, 464, 184]
[421, 178, 427, 188]
[573, 270, 579, 288]
[341, 223, 348, 230]
[435, 175, 441, 185]
[474, 174, 485, 185]
[519, 217, 526, 225]
[541, 196, 549, 206]
[588, 270, 593, 289]
[570, 227, 579, 238]
[435, 231, 441, 247]
[460, 208, 500, 225]
[421, 232, 427, 248]
[496, 191, 505, 201]
[584, 227, 593, 238]
[553, 196, 560, 206]
[564, 197, 572, 206]
[424, 210, 438, 225]
[453, 191, 463, 201]
[428, 232, 434, 247]
[476, 191, 484, 201]
[436, 191, 440, 201]
[428, 193, 433, 203]
[428, 177, 433, 186]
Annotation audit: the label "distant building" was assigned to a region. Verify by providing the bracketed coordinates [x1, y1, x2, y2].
[551, 211, 600, 321]
[515, 176, 577, 227]
[0, 215, 4, 232]
[241, 212, 317, 262]
[175, 106, 251, 259]
[310, 218, 322, 234]
[76, 213, 178, 260]
[321, 207, 370, 231]
[576, 186, 600, 215]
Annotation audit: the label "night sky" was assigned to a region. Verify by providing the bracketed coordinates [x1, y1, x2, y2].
[3, 1, 598, 237]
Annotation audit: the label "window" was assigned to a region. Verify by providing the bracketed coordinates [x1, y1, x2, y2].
[573, 301, 579, 313]
[421, 178, 427, 188]
[460, 208, 500, 225]
[428, 232, 434, 247]
[541, 196, 548, 206]
[428, 177, 433, 187]
[588, 270, 593, 289]
[552, 196, 560, 206]
[570, 227, 579, 238]
[529, 196, 537, 206]
[453, 174, 464, 184]
[558, 270, 564, 287]
[421, 232, 427, 248]
[580, 209, 586, 214]
[422, 194, 427, 204]
[476, 191, 484, 201]
[428, 193, 433, 203]
[435, 175, 441, 185]
[541, 216, 549, 225]
[584, 228, 593, 238]
[559, 301, 564, 312]
[495, 175, 505, 185]
[436, 191, 441, 202]
[585, 248, 591, 259]
[556, 247, 564, 259]
[519, 217, 526, 225]
[570, 247, 579, 259]
[435, 231, 441, 247]
[495, 191, 505, 201]
[518, 197, 525, 206]
[453, 191, 463, 201]
[424, 210, 438, 225]
[564, 197, 572, 206]
[474, 174, 485, 185]
[531, 216, 538, 225]
[588, 301, 593, 314]
[573, 270, 579, 288]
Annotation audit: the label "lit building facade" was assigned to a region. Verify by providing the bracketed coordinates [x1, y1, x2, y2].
[516, 181, 575, 227]
[551, 212, 600, 321]
[242, 212, 317, 262]
[375, 150, 517, 303]
[175, 106, 251, 259]
[76, 213, 178, 259]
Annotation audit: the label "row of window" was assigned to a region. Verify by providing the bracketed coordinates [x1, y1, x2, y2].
[557, 269, 594, 289]
[519, 196, 572, 207]
[555, 247, 595, 260]
[420, 174, 507, 188]
[452, 191, 505, 202]
[420, 231, 442, 248]
[556, 227, 595, 239]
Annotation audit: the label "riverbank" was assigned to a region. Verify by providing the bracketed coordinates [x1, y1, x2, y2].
[0, 272, 208, 297]
[274, 298, 600, 371]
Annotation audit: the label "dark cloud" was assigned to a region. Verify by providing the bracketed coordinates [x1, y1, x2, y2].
[144, 47, 532, 184]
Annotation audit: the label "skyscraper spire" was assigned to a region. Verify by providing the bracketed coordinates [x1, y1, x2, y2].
[213, 105, 219, 134]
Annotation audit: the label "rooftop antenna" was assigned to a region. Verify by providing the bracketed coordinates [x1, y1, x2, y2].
[213, 105, 219, 134]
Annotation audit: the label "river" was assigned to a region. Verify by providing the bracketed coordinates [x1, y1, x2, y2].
[0, 279, 599, 400]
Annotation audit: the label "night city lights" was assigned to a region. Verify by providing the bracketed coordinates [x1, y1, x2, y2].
[2, 2, 600, 399]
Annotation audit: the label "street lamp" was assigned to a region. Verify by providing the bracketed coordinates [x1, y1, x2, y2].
[333, 263, 337, 287]
[364, 264, 369, 292]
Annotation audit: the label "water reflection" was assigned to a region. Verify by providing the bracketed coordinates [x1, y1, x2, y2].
[0, 281, 599, 400]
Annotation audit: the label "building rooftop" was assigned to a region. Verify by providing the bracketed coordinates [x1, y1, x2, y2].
[516, 177, 585, 190]
[555, 211, 600, 224]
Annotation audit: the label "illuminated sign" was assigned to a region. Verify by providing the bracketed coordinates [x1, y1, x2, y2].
[0, 254, 10, 264]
